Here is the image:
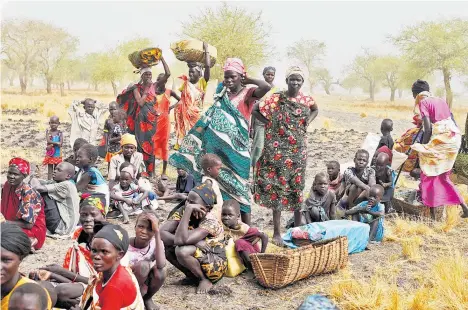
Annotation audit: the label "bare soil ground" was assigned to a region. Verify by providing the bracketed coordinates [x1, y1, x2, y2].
[1, 100, 467, 310]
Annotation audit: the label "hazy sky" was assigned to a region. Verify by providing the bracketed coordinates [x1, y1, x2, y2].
[2, 1, 468, 91]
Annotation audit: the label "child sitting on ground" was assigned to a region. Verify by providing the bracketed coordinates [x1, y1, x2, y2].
[30, 162, 79, 236]
[128, 211, 165, 310]
[222, 200, 268, 270]
[327, 161, 343, 198]
[64, 138, 87, 174]
[159, 168, 197, 202]
[337, 149, 376, 211]
[110, 166, 151, 224]
[345, 184, 385, 242]
[8, 282, 52, 310]
[373, 152, 396, 213]
[74, 143, 109, 212]
[42, 115, 63, 180]
[201, 153, 223, 221]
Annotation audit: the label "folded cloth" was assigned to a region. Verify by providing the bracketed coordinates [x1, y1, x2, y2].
[283, 220, 370, 254]
[298, 295, 339, 310]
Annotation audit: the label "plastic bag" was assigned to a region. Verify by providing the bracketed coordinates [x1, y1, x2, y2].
[224, 238, 246, 277]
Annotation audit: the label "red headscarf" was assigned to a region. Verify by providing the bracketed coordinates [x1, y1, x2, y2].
[223, 58, 246, 75]
[376, 146, 393, 164]
[9, 158, 30, 175]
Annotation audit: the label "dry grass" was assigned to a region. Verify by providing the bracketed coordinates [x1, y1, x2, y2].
[400, 236, 423, 262]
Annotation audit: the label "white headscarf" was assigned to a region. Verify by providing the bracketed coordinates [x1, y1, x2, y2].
[139, 67, 152, 76]
[285, 66, 305, 80]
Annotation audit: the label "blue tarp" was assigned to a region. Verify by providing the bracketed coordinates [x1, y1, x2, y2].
[283, 220, 370, 254]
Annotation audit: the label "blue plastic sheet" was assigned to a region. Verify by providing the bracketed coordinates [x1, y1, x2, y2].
[283, 220, 370, 254]
[298, 294, 339, 310]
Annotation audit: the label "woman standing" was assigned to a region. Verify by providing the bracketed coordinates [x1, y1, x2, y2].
[253, 67, 319, 246]
[169, 58, 270, 226]
[117, 57, 171, 176]
[174, 43, 211, 150]
[251, 66, 278, 172]
[410, 80, 468, 219]
[1, 158, 46, 251]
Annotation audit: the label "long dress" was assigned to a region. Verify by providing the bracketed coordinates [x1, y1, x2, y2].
[174, 76, 207, 148]
[117, 83, 158, 174]
[254, 91, 316, 212]
[169, 83, 252, 213]
[411, 92, 464, 207]
[154, 89, 172, 161]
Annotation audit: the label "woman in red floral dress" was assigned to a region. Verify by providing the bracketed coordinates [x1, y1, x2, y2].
[253, 66, 318, 246]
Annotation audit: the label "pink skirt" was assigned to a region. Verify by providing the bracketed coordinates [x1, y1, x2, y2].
[420, 171, 464, 207]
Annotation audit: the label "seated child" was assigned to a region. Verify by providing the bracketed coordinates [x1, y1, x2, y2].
[160, 183, 226, 294]
[128, 211, 165, 310]
[337, 149, 376, 211]
[373, 152, 396, 213]
[327, 161, 343, 199]
[74, 144, 109, 212]
[221, 200, 268, 270]
[345, 184, 385, 242]
[110, 166, 152, 224]
[159, 168, 197, 202]
[201, 153, 223, 221]
[30, 162, 79, 236]
[64, 138, 87, 174]
[8, 282, 52, 310]
[371, 145, 393, 167]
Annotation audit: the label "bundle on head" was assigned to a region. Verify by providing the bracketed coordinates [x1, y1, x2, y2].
[128, 48, 162, 69]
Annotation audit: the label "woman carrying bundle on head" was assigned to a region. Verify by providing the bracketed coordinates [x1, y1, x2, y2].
[410, 80, 468, 219]
[117, 56, 171, 177]
[173, 42, 211, 150]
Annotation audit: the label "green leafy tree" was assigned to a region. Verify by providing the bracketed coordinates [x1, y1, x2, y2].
[181, 2, 271, 81]
[287, 39, 326, 91]
[392, 19, 468, 107]
[1, 60, 16, 87]
[312, 67, 339, 95]
[347, 50, 381, 101]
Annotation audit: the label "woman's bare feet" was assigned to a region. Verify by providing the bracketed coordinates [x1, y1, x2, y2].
[272, 234, 284, 247]
[196, 278, 213, 294]
[144, 298, 160, 310]
[177, 277, 199, 286]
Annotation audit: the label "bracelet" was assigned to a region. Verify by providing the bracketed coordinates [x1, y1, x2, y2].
[72, 273, 78, 283]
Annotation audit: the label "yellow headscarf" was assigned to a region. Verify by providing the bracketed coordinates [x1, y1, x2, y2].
[120, 133, 137, 147]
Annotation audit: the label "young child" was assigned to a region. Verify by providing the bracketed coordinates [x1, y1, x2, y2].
[128, 211, 165, 310]
[201, 153, 223, 221]
[68, 98, 106, 147]
[42, 116, 63, 180]
[327, 161, 343, 198]
[221, 200, 268, 270]
[345, 184, 385, 242]
[376, 119, 394, 150]
[373, 152, 396, 213]
[159, 168, 197, 202]
[74, 143, 109, 212]
[338, 149, 376, 210]
[105, 109, 127, 167]
[64, 138, 87, 174]
[8, 282, 52, 310]
[110, 166, 151, 223]
[30, 162, 79, 236]
[98, 101, 118, 158]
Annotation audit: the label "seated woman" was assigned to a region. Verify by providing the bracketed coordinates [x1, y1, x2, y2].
[128, 211, 165, 310]
[1, 222, 52, 310]
[1, 158, 46, 251]
[28, 196, 114, 308]
[160, 183, 227, 294]
[76, 224, 144, 309]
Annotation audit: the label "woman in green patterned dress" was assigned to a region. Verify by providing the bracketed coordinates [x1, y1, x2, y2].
[253, 66, 319, 246]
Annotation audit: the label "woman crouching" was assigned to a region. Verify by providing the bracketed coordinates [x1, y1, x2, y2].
[160, 183, 226, 294]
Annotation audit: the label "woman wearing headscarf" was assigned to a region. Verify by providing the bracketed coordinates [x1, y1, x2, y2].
[253, 66, 319, 246]
[75, 224, 144, 309]
[410, 80, 468, 219]
[117, 57, 171, 176]
[160, 183, 226, 294]
[169, 58, 271, 226]
[1, 158, 46, 250]
[174, 42, 211, 150]
[251, 66, 278, 172]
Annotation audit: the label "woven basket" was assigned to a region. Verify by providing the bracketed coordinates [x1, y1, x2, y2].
[170, 39, 217, 67]
[392, 191, 444, 221]
[128, 48, 162, 69]
[250, 236, 348, 289]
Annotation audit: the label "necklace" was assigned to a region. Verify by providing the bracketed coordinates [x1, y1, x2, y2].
[101, 266, 119, 287]
[133, 239, 151, 256]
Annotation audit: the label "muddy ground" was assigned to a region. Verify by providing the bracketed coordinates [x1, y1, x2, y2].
[1, 108, 466, 310]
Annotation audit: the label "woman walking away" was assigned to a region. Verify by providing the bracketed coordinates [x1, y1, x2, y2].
[174, 42, 211, 150]
[118, 57, 171, 176]
[253, 66, 319, 246]
[410, 80, 468, 219]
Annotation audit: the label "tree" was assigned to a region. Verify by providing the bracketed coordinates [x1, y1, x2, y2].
[347, 50, 380, 101]
[1, 19, 49, 93]
[53, 57, 80, 96]
[287, 39, 326, 91]
[374, 56, 403, 101]
[313, 67, 339, 95]
[392, 19, 468, 108]
[181, 2, 271, 81]
[36, 23, 78, 93]
[1, 61, 16, 87]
